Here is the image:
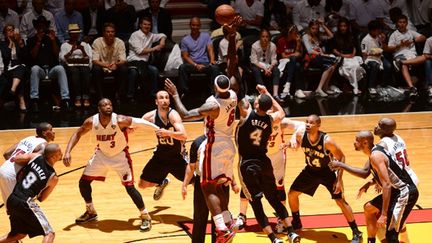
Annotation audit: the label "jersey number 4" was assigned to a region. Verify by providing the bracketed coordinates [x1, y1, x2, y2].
[250, 129, 263, 146]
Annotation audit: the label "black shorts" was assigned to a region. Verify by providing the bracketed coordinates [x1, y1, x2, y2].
[7, 195, 53, 238]
[290, 166, 342, 199]
[239, 156, 278, 201]
[140, 153, 187, 184]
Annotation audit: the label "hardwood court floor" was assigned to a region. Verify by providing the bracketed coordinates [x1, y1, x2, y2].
[0, 112, 431, 242]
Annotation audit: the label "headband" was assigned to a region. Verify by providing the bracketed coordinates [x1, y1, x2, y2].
[214, 75, 230, 93]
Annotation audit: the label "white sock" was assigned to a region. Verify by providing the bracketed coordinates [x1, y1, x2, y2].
[222, 210, 232, 224]
[140, 208, 148, 215]
[283, 83, 291, 93]
[213, 214, 228, 231]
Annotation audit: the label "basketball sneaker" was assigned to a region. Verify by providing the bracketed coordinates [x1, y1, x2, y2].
[235, 213, 247, 230]
[216, 229, 236, 243]
[140, 213, 152, 232]
[273, 238, 284, 243]
[75, 211, 98, 224]
[288, 232, 301, 243]
[275, 219, 287, 233]
[153, 178, 170, 200]
[291, 218, 303, 230]
[350, 231, 363, 243]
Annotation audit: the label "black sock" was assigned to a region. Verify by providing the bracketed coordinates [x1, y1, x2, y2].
[292, 211, 300, 221]
[348, 220, 359, 233]
[286, 226, 294, 234]
[367, 238, 376, 243]
[268, 233, 277, 241]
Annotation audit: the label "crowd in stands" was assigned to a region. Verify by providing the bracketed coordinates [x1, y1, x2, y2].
[0, 0, 431, 113]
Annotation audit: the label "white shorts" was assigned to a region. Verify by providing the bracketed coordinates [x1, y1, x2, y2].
[268, 150, 286, 188]
[0, 160, 23, 204]
[82, 149, 135, 186]
[198, 136, 236, 184]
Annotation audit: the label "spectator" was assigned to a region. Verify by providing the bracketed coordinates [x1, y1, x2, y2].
[45, 0, 63, 16]
[302, 20, 340, 97]
[137, 0, 173, 40]
[323, 0, 350, 32]
[55, 0, 84, 43]
[348, 0, 386, 35]
[387, 14, 426, 97]
[292, 0, 326, 31]
[178, 17, 220, 96]
[127, 16, 166, 102]
[27, 15, 70, 112]
[105, 0, 136, 42]
[361, 20, 392, 96]
[0, 0, 19, 41]
[8, 0, 30, 16]
[232, 0, 264, 36]
[387, 7, 417, 32]
[406, 0, 432, 31]
[217, 26, 243, 74]
[0, 24, 26, 111]
[20, 0, 57, 41]
[81, 0, 105, 44]
[276, 25, 304, 99]
[125, 0, 169, 12]
[424, 37, 432, 97]
[92, 22, 128, 103]
[262, 0, 287, 31]
[59, 24, 92, 108]
[331, 17, 365, 95]
[250, 28, 283, 102]
[380, 1, 416, 32]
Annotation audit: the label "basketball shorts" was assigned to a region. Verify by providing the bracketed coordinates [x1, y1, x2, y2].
[290, 166, 343, 199]
[0, 160, 23, 203]
[140, 153, 188, 184]
[198, 136, 235, 184]
[7, 195, 53, 238]
[268, 150, 286, 188]
[238, 155, 278, 201]
[81, 149, 134, 186]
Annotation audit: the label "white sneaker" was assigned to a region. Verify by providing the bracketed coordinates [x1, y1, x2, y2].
[283, 83, 291, 94]
[369, 88, 377, 95]
[288, 232, 301, 243]
[330, 85, 342, 94]
[273, 238, 284, 243]
[295, 89, 306, 98]
[315, 89, 328, 97]
[428, 87, 432, 97]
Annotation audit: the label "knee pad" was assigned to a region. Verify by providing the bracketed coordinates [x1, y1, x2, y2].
[79, 179, 92, 202]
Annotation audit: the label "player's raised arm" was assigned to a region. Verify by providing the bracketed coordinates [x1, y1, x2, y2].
[63, 117, 93, 167]
[256, 84, 285, 123]
[280, 118, 305, 149]
[165, 78, 220, 121]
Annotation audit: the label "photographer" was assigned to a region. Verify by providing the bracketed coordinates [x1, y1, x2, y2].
[27, 15, 70, 112]
[59, 24, 92, 108]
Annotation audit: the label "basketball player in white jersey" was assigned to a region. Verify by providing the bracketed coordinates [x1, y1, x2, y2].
[63, 98, 159, 232]
[0, 122, 55, 207]
[236, 117, 305, 233]
[165, 75, 239, 242]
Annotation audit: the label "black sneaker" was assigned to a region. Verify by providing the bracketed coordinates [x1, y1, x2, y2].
[291, 218, 303, 230]
[75, 211, 98, 224]
[31, 99, 40, 112]
[153, 178, 170, 200]
[350, 231, 363, 243]
[61, 99, 72, 112]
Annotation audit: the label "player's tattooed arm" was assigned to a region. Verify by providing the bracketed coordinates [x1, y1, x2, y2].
[160, 110, 187, 141]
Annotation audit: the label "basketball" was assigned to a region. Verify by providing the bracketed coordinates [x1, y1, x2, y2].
[215, 4, 236, 25]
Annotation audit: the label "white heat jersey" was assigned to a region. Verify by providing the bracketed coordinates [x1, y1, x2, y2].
[92, 113, 128, 157]
[204, 90, 237, 138]
[0, 136, 46, 204]
[267, 122, 285, 155]
[381, 134, 419, 186]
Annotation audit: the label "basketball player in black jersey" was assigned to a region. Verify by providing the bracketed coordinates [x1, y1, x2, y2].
[139, 90, 188, 200]
[236, 85, 300, 243]
[288, 114, 362, 243]
[330, 130, 413, 243]
[0, 144, 62, 243]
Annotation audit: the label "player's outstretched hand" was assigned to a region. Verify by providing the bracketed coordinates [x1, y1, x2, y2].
[182, 185, 187, 200]
[63, 152, 71, 167]
[223, 15, 243, 35]
[164, 78, 178, 96]
[328, 160, 342, 171]
[357, 182, 371, 199]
